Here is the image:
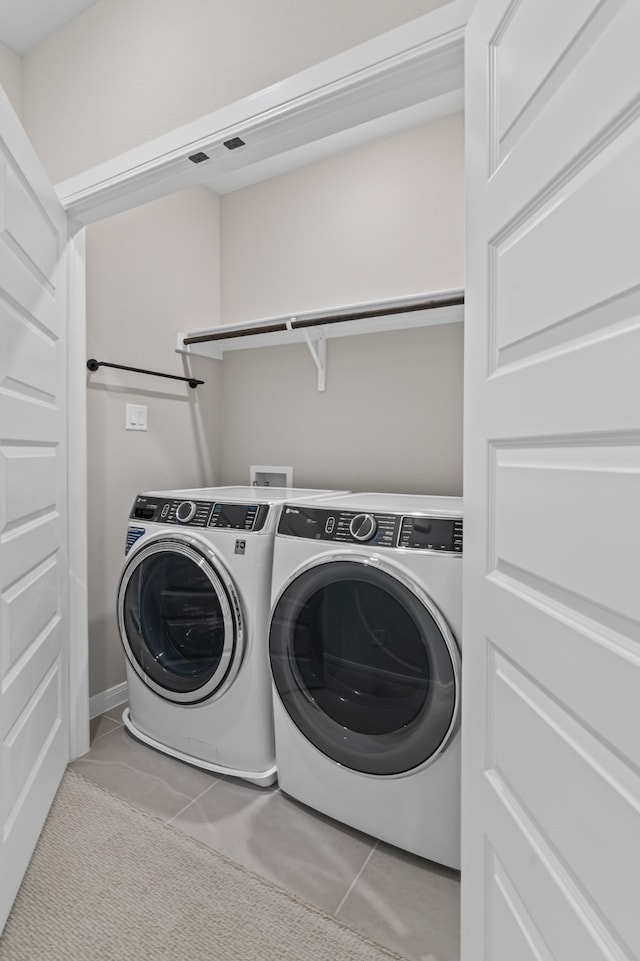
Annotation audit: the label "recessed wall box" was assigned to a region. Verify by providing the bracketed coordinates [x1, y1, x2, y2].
[250, 465, 293, 488]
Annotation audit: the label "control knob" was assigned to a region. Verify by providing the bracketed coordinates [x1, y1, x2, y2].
[349, 513, 377, 542]
[175, 500, 197, 524]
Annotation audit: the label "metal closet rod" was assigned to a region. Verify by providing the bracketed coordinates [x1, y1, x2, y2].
[181, 292, 465, 346]
[86, 359, 204, 389]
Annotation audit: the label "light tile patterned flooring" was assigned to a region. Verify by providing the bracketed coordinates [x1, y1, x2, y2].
[72, 707, 461, 961]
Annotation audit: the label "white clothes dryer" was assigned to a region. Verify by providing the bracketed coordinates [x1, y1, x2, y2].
[268, 492, 463, 867]
[117, 486, 345, 787]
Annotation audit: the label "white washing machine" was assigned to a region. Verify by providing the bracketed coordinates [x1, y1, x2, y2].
[117, 486, 346, 787]
[269, 492, 463, 867]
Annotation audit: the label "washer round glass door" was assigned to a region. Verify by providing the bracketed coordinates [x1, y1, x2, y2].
[269, 558, 460, 775]
[118, 537, 241, 703]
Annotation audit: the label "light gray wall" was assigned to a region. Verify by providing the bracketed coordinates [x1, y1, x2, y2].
[22, 0, 449, 184]
[219, 114, 464, 494]
[0, 40, 22, 117]
[221, 324, 463, 494]
[86, 186, 223, 695]
[221, 116, 464, 321]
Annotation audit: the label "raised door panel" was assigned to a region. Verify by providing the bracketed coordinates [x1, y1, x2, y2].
[493, 127, 640, 365]
[490, 0, 634, 173]
[492, 445, 638, 624]
[489, 652, 639, 954]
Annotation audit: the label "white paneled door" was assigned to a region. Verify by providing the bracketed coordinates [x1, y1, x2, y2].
[463, 1, 640, 959]
[0, 88, 71, 930]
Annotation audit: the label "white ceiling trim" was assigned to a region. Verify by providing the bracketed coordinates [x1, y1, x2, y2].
[209, 89, 464, 196]
[57, 0, 471, 228]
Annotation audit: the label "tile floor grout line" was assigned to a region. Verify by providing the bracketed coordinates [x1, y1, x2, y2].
[89, 720, 124, 744]
[92, 727, 120, 743]
[334, 840, 379, 916]
[103, 707, 127, 723]
[92, 715, 124, 743]
[166, 778, 222, 825]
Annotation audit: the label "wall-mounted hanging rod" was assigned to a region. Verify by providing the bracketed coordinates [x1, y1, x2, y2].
[181, 291, 464, 346]
[87, 359, 204, 389]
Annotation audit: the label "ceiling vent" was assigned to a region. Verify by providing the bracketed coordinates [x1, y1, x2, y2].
[223, 137, 246, 150]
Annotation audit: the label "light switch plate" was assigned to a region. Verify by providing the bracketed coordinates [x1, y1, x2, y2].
[126, 404, 147, 430]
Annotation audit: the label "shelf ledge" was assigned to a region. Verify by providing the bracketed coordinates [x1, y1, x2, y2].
[177, 289, 464, 391]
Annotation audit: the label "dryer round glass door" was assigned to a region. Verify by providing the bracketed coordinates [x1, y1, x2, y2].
[118, 538, 241, 704]
[269, 558, 460, 775]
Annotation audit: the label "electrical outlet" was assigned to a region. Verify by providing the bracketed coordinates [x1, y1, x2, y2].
[126, 404, 147, 431]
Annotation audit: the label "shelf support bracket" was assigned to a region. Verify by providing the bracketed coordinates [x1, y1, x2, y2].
[302, 327, 326, 392]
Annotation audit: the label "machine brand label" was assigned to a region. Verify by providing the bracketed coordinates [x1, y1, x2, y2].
[125, 526, 146, 555]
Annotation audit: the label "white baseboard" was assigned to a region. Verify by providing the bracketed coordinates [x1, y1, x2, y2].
[89, 681, 128, 719]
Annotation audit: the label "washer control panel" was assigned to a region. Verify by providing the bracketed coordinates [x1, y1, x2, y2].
[399, 515, 463, 553]
[278, 505, 462, 553]
[208, 502, 267, 531]
[129, 494, 269, 531]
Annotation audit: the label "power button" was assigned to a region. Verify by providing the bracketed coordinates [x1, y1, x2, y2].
[325, 516, 336, 535]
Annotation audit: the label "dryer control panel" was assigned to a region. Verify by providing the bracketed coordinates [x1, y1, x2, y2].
[278, 505, 462, 553]
[130, 495, 269, 531]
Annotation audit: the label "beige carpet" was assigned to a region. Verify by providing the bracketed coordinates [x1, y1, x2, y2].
[0, 770, 409, 961]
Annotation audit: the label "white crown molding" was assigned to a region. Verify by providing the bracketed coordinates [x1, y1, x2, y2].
[56, 0, 471, 225]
